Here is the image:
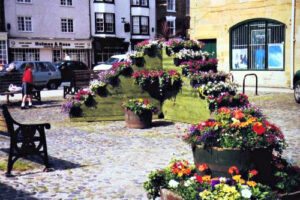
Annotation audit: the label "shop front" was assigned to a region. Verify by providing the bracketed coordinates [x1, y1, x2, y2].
[8, 39, 92, 66]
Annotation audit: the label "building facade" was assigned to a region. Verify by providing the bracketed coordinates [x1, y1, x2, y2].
[4, 0, 92, 66]
[0, 0, 8, 65]
[189, 0, 299, 88]
[156, 0, 190, 39]
[90, 0, 156, 64]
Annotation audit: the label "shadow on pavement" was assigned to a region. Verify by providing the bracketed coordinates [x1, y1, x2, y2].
[0, 182, 38, 200]
[151, 120, 174, 127]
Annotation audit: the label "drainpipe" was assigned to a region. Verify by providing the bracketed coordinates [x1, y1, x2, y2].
[291, 0, 295, 88]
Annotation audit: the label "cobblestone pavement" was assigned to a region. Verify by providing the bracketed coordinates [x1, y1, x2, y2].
[0, 92, 299, 199]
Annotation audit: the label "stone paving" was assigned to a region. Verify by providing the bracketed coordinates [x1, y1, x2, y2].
[0, 92, 299, 200]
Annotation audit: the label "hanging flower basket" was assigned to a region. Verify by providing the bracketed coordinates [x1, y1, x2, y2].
[173, 58, 182, 66]
[134, 57, 144, 67]
[166, 47, 172, 57]
[97, 86, 108, 97]
[145, 46, 157, 57]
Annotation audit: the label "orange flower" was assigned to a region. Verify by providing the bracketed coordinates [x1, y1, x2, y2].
[198, 163, 209, 172]
[233, 110, 245, 120]
[247, 181, 257, 187]
[218, 107, 230, 114]
[250, 169, 258, 176]
[252, 122, 266, 135]
[228, 166, 239, 175]
[239, 178, 246, 184]
[184, 167, 192, 175]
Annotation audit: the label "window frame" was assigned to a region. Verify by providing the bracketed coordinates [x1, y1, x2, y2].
[61, 18, 74, 33]
[60, 0, 73, 6]
[131, 0, 149, 8]
[131, 16, 149, 35]
[93, 0, 114, 3]
[95, 13, 115, 34]
[229, 18, 286, 71]
[167, 0, 176, 12]
[166, 16, 176, 36]
[16, 0, 32, 4]
[17, 16, 32, 32]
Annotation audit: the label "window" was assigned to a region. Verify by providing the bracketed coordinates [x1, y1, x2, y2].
[166, 17, 176, 36]
[61, 0, 72, 6]
[186, 0, 190, 15]
[167, 0, 175, 12]
[62, 49, 88, 65]
[0, 41, 7, 64]
[16, 0, 31, 3]
[94, 0, 114, 3]
[11, 49, 40, 61]
[95, 13, 115, 33]
[17, 16, 32, 32]
[132, 0, 148, 7]
[132, 16, 149, 35]
[230, 19, 285, 70]
[61, 18, 73, 32]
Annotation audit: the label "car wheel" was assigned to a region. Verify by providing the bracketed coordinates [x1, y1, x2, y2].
[47, 81, 59, 90]
[294, 80, 300, 103]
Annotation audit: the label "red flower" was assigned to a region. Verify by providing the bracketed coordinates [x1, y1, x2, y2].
[198, 163, 209, 172]
[218, 107, 230, 114]
[194, 174, 203, 183]
[228, 166, 239, 175]
[252, 122, 266, 135]
[144, 99, 149, 105]
[233, 110, 244, 120]
[250, 169, 258, 176]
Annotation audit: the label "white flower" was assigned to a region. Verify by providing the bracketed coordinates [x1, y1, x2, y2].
[184, 179, 192, 187]
[241, 188, 252, 198]
[219, 177, 227, 183]
[168, 180, 179, 188]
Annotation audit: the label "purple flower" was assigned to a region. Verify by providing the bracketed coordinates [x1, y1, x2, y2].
[211, 179, 220, 189]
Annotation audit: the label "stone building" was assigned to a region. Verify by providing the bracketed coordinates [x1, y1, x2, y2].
[156, 0, 190, 39]
[4, 0, 92, 66]
[189, 0, 299, 88]
[0, 0, 8, 65]
[90, 0, 156, 64]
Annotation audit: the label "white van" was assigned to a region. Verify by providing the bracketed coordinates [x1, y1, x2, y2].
[93, 54, 129, 71]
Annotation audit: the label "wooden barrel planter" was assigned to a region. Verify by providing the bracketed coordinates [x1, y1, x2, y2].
[124, 109, 152, 129]
[192, 145, 273, 185]
[160, 188, 183, 200]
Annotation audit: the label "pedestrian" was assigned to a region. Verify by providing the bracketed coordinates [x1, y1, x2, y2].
[21, 63, 34, 109]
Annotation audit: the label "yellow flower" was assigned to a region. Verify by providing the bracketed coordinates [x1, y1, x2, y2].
[199, 190, 212, 199]
[177, 172, 183, 177]
[202, 175, 211, 182]
[138, 98, 143, 102]
[247, 181, 257, 187]
[232, 175, 241, 182]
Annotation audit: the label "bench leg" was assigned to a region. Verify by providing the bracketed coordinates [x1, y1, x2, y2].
[40, 130, 50, 169]
[6, 94, 10, 104]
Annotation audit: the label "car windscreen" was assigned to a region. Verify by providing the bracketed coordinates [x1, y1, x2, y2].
[105, 58, 119, 65]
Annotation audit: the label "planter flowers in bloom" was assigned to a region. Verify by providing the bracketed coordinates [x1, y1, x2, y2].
[144, 160, 277, 200]
[122, 98, 159, 116]
[181, 59, 219, 76]
[183, 107, 287, 154]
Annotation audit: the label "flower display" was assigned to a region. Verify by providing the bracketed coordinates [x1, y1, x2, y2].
[89, 79, 106, 94]
[135, 40, 160, 51]
[144, 160, 277, 200]
[128, 50, 144, 58]
[122, 98, 159, 116]
[171, 49, 209, 61]
[180, 59, 219, 76]
[189, 71, 230, 87]
[98, 69, 117, 83]
[165, 39, 205, 53]
[207, 92, 250, 111]
[112, 61, 132, 76]
[183, 107, 287, 153]
[133, 69, 182, 97]
[198, 81, 238, 99]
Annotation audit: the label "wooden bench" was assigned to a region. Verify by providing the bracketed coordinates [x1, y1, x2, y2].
[63, 70, 91, 98]
[0, 72, 41, 104]
[1, 104, 51, 176]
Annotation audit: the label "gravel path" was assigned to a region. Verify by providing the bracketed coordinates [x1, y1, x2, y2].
[0, 92, 299, 199]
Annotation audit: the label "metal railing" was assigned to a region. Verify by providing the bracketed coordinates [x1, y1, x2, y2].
[243, 73, 258, 95]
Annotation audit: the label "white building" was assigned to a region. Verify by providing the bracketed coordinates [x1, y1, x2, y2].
[91, 0, 156, 63]
[4, 0, 92, 66]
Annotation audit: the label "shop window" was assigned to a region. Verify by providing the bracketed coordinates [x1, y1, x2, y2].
[17, 16, 32, 32]
[61, 18, 73, 32]
[95, 13, 115, 34]
[167, 0, 176, 12]
[16, 0, 31, 3]
[61, 0, 72, 6]
[11, 48, 40, 61]
[53, 50, 62, 62]
[166, 16, 176, 36]
[62, 49, 89, 65]
[132, 0, 148, 7]
[94, 0, 114, 3]
[132, 16, 149, 35]
[0, 40, 7, 64]
[230, 19, 285, 70]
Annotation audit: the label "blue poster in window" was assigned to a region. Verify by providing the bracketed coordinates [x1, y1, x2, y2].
[255, 48, 265, 69]
[268, 43, 283, 69]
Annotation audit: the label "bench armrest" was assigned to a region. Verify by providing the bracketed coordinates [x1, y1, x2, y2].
[21, 123, 51, 130]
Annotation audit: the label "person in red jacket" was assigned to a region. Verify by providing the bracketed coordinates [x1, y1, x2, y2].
[21, 63, 34, 109]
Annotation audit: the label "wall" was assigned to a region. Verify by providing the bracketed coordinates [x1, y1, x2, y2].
[190, 0, 294, 88]
[4, 0, 90, 39]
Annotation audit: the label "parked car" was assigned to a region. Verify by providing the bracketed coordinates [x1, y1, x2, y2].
[7, 61, 61, 90]
[93, 54, 129, 71]
[294, 70, 300, 103]
[54, 60, 89, 82]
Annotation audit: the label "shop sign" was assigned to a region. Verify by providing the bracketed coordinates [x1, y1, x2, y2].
[9, 39, 92, 49]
